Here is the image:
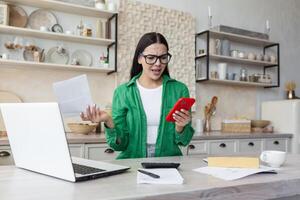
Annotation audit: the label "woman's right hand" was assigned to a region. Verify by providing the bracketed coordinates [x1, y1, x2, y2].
[80, 104, 113, 128]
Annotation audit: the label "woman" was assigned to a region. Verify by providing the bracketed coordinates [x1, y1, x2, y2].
[81, 32, 194, 159]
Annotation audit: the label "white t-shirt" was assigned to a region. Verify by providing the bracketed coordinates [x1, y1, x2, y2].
[136, 81, 162, 144]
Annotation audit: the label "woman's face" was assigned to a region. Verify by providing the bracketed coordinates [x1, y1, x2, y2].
[138, 43, 168, 81]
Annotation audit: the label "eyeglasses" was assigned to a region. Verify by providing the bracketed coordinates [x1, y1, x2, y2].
[140, 53, 172, 65]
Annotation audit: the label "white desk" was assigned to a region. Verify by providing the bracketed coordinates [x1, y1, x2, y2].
[1, 155, 300, 200]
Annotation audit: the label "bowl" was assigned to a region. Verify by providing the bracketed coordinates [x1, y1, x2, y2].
[251, 120, 270, 128]
[67, 122, 98, 134]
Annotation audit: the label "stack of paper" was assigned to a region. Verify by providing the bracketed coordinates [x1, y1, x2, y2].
[193, 166, 276, 181]
[137, 168, 184, 184]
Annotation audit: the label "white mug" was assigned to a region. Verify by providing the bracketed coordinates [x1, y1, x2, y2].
[107, 2, 116, 11]
[1, 53, 9, 60]
[65, 30, 74, 35]
[39, 26, 48, 32]
[260, 150, 286, 168]
[217, 63, 227, 80]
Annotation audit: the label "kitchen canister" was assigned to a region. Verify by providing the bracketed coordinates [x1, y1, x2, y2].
[209, 39, 221, 55]
[221, 39, 231, 56]
[217, 63, 227, 80]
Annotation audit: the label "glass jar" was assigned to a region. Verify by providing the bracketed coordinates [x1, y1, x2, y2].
[239, 68, 248, 81]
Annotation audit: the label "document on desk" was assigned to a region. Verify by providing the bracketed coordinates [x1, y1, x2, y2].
[193, 166, 276, 181]
[53, 75, 93, 116]
[137, 168, 184, 184]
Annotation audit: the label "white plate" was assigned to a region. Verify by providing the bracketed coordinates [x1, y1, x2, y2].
[71, 50, 93, 66]
[28, 9, 57, 30]
[45, 47, 69, 64]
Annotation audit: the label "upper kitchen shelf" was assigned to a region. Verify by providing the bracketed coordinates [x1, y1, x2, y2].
[4, 0, 117, 19]
[195, 53, 278, 67]
[0, 59, 113, 73]
[197, 30, 277, 46]
[0, 25, 115, 46]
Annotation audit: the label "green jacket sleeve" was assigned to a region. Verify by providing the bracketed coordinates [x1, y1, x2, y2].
[174, 85, 195, 146]
[105, 86, 129, 151]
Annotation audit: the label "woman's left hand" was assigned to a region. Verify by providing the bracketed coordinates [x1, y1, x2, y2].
[173, 109, 191, 133]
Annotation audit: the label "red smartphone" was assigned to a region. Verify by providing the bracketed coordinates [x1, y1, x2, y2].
[166, 97, 195, 122]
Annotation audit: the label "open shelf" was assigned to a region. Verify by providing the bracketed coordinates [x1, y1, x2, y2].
[195, 53, 278, 67]
[0, 25, 115, 46]
[5, 0, 117, 19]
[196, 78, 274, 87]
[203, 30, 277, 46]
[0, 59, 113, 73]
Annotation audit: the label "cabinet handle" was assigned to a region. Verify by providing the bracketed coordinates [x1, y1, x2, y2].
[273, 141, 280, 145]
[188, 144, 195, 150]
[219, 143, 226, 148]
[248, 142, 254, 147]
[104, 148, 114, 154]
[0, 151, 10, 157]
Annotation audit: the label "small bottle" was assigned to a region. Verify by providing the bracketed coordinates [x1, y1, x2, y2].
[83, 24, 92, 37]
[99, 53, 105, 67]
[76, 20, 84, 36]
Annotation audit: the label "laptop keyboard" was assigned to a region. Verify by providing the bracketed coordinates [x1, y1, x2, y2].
[72, 163, 105, 175]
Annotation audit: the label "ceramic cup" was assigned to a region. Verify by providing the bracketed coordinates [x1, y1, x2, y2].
[270, 55, 277, 63]
[263, 54, 270, 62]
[247, 52, 256, 60]
[256, 54, 263, 61]
[226, 72, 236, 80]
[260, 150, 286, 168]
[230, 50, 239, 58]
[238, 51, 246, 59]
[39, 26, 49, 32]
[107, 2, 116, 11]
[65, 30, 74, 35]
[210, 71, 218, 79]
[1, 53, 9, 60]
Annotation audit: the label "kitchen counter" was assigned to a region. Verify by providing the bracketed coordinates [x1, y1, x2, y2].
[0, 132, 292, 146]
[0, 154, 300, 200]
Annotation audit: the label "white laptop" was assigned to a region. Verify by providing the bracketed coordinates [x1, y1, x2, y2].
[0, 102, 130, 182]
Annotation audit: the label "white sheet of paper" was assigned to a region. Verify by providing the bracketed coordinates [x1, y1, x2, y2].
[137, 168, 184, 184]
[53, 75, 93, 116]
[193, 166, 276, 181]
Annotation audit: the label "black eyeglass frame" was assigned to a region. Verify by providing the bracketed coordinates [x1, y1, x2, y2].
[139, 53, 172, 65]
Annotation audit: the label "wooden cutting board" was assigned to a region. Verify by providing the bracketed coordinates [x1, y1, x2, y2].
[0, 91, 23, 133]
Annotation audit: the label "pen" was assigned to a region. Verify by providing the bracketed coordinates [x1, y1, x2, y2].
[138, 169, 160, 179]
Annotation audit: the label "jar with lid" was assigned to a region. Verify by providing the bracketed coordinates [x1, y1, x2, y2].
[239, 68, 248, 81]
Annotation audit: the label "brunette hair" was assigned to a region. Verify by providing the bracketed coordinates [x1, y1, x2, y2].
[130, 32, 170, 79]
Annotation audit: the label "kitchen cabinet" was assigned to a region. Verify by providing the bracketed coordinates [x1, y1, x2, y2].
[69, 143, 116, 161]
[238, 139, 263, 153]
[84, 144, 116, 161]
[69, 144, 85, 158]
[0, 146, 14, 165]
[195, 29, 280, 88]
[186, 136, 290, 156]
[0, 143, 116, 165]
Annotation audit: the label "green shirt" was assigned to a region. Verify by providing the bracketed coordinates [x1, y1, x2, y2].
[105, 73, 194, 159]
